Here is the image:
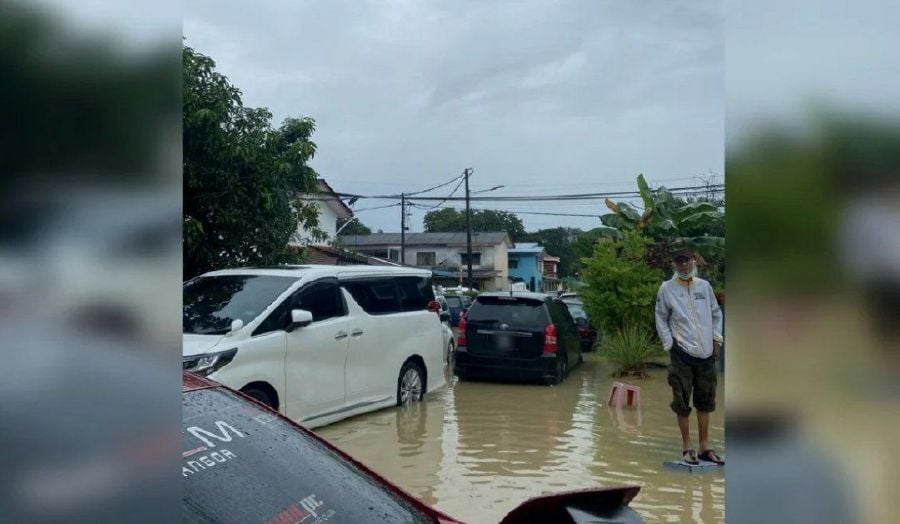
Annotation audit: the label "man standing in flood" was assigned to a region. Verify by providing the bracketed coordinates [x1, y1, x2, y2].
[655, 244, 725, 465]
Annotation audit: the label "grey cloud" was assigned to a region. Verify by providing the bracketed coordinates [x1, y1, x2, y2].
[185, 0, 723, 232]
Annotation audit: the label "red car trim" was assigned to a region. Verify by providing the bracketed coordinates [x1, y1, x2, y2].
[182, 371, 219, 392]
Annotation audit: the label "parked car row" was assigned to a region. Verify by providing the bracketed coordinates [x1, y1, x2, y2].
[183, 272, 642, 522]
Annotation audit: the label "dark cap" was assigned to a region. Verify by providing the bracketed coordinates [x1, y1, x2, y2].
[670, 241, 696, 260]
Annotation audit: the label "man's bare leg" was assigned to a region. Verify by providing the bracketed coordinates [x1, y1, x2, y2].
[678, 415, 692, 450]
[698, 410, 710, 452]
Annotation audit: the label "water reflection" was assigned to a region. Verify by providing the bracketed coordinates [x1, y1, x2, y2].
[316, 355, 725, 523]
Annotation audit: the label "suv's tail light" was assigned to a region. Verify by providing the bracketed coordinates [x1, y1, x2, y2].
[427, 300, 441, 313]
[458, 315, 467, 346]
[543, 323, 558, 353]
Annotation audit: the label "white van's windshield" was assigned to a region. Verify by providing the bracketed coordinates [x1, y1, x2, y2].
[183, 275, 297, 335]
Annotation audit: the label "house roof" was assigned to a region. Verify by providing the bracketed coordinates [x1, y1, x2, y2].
[340, 231, 512, 247]
[477, 291, 551, 301]
[288, 244, 401, 266]
[510, 242, 545, 255]
[297, 179, 353, 219]
[431, 268, 501, 279]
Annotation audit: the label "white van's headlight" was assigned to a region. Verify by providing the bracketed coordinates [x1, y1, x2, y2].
[183, 348, 238, 376]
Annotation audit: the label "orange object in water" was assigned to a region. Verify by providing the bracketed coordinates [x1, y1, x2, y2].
[607, 382, 642, 408]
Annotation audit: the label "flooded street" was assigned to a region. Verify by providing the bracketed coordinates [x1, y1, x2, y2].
[316, 353, 725, 523]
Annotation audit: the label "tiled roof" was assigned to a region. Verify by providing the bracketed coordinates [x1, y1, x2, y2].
[510, 243, 545, 254]
[340, 231, 511, 247]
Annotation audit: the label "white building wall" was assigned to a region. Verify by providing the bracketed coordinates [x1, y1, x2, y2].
[293, 201, 345, 246]
[347, 240, 511, 291]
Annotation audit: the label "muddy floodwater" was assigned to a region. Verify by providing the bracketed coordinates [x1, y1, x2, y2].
[316, 353, 725, 523]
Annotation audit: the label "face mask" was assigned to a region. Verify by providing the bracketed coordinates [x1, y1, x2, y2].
[674, 262, 697, 281]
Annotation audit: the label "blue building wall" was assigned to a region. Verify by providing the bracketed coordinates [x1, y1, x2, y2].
[508, 252, 543, 292]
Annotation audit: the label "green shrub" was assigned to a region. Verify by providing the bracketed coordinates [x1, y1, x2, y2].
[580, 232, 663, 336]
[599, 324, 660, 377]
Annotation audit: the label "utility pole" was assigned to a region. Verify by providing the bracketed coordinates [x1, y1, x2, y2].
[400, 193, 406, 265]
[464, 168, 473, 290]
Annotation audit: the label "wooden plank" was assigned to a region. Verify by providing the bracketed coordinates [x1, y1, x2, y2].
[662, 460, 723, 473]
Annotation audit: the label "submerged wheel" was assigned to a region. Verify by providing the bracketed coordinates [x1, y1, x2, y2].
[397, 361, 425, 405]
[548, 355, 567, 385]
[241, 387, 275, 409]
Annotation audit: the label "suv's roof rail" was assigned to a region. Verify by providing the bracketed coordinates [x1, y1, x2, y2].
[244, 264, 310, 270]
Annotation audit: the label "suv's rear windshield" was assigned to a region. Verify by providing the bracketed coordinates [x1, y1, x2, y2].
[445, 296, 463, 307]
[183, 387, 432, 523]
[467, 296, 549, 326]
[183, 275, 297, 335]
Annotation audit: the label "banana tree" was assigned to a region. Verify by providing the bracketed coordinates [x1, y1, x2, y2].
[600, 174, 724, 260]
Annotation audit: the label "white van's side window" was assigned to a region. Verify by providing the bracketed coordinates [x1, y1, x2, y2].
[342, 276, 434, 315]
[343, 279, 399, 315]
[253, 279, 345, 336]
[296, 280, 346, 321]
[396, 276, 434, 312]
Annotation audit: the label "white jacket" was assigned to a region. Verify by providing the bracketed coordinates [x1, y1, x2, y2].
[655, 275, 723, 359]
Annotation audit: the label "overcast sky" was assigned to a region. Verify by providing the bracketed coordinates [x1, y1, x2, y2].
[184, 0, 723, 233]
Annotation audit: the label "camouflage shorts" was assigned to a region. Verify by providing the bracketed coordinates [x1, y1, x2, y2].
[667, 346, 717, 416]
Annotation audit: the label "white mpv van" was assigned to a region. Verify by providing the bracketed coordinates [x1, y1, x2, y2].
[182, 265, 446, 428]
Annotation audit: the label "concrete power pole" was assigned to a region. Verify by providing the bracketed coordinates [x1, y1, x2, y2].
[464, 168, 473, 290]
[400, 193, 406, 265]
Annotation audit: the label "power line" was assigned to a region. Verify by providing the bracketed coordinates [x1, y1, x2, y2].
[404, 173, 466, 196]
[310, 183, 723, 202]
[350, 202, 402, 212]
[409, 203, 599, 218]
[411, 176, 467, 211]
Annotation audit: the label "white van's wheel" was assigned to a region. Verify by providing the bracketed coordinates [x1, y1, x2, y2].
[397, 361, 425, 405]
[242, 387, 275, 409]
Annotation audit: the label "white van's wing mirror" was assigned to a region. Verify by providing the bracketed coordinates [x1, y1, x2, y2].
[288, 309, 314, 331]
[227, 318, 244, 335]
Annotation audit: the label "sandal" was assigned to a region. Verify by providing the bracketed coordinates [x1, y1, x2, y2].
[682, 449, 699, 465]
[699, 449, 725, 465]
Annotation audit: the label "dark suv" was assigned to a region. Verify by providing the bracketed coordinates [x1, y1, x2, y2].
[454, 292, 582, 384]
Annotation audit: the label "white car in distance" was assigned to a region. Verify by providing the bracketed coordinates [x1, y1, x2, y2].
[435, 295, 456, 364]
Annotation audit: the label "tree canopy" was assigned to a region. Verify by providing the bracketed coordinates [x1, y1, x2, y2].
[423, 208, 526, 241]
[183, 45, 322, 279]
[599, 174, 725, 289]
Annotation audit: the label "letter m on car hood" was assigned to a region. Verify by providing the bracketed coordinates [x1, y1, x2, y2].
[186, 421, 245, 448]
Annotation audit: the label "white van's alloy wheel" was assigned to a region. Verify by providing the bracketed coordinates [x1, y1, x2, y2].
[398, 363, 424, 405]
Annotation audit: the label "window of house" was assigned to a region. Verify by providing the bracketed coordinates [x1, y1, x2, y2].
[460, 252, 481, 266]
[509, 259, 518, 269]
[416, 252, 436, 266]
